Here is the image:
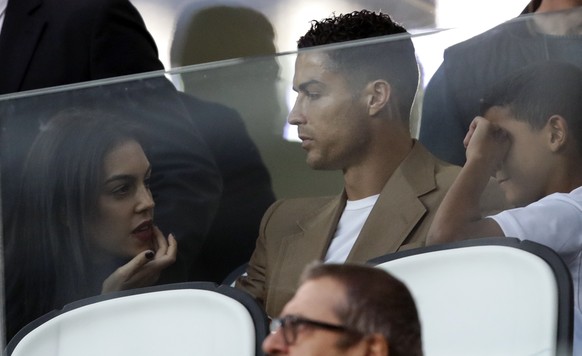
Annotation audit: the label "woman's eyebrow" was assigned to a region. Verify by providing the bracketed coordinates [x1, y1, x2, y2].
[104, 174, 135, 185]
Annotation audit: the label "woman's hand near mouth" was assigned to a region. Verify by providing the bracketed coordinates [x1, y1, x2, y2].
[101, 227, 177, 293]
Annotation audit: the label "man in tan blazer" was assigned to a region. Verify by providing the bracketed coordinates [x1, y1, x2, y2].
[237, 10, 502, 318]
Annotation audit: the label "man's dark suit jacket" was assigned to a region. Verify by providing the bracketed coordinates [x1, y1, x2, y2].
[0, 0, 222, 310]
[0, 0, 162, 93]
[180, 93, 276, 283]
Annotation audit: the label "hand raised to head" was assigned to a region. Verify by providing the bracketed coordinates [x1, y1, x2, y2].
[101, 227, 177, 293]
[464, 116, 510, 175]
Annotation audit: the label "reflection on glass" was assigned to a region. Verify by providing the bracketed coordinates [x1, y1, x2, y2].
[0, 8, 580, 354]
[419, 6, 582, 166]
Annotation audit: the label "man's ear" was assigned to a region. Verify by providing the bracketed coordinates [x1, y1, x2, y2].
[365, 333, 389, 356]
[546, 115, 568, 152]
[365, 80, 391, 116]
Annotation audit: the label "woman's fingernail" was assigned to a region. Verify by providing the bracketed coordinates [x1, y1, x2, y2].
[145, 250, 155, 259]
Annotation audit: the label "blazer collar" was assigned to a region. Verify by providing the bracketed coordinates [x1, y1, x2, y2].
[0, 0, 45, 94]
[267, 196, 344, 312]
[270, 194, 344, 287]
[348, 141, 437, 260]
[294, 194, 345, 260]
[267, 142, 440, 312]
[289, 141, 439, 262]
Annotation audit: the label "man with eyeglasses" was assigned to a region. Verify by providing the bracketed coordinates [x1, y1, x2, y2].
[262, 263, 422, 355]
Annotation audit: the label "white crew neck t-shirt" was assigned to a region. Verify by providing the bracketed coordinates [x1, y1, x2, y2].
[324, 194, 379, 263]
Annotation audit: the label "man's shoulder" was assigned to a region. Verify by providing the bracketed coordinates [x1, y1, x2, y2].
[443, 19, 528, 63]
[400, 142, 462, 191]
[41, 0, 107, 13]
[266, 196, 339, 219]
[42, 0, 139, 22]
[47, 0, 129, 8]
[430, 150, 462, 174]
[256, 195, 340, 249]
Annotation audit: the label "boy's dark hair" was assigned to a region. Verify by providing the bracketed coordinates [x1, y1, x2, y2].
[297, 10, 419, 123]
[481, 61, 582, 153]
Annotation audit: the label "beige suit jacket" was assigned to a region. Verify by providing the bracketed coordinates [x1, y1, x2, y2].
[237, 142, 503, 316]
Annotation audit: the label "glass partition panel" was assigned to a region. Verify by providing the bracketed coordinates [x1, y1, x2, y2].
[2, 10, 580, 353]
[0, 71, 228, 344]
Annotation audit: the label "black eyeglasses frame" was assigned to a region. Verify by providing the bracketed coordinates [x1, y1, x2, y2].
[270, 314, 358, 346]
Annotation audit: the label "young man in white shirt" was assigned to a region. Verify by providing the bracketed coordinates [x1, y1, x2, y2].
[428, 61, 582, 354]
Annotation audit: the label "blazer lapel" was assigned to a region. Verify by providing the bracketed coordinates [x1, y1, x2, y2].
[0, 0, 46, 94]
[347, 142, 437, 261]
[267, 195, 345, 313]
[292, 194, 345, 258]
[273, 194, 344, 276]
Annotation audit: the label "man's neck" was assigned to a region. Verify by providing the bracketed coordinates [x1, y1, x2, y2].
[534, 1, 582, 35]
[343, 139, 414, 201]
[536, 0, 582, 12]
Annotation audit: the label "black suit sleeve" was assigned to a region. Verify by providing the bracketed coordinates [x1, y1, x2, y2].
[178, 93, 276, 282]
[89, 0, 164, 77]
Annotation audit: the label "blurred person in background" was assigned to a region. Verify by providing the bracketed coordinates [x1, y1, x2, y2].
[0, 0, 223, 284]
[419, 0, 582, 165]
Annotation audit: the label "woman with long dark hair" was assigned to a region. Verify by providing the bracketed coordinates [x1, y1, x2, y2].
[4, 109, 177, 340]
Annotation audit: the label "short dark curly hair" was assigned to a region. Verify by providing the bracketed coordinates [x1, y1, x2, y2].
[298, 10, 408, 47]
[297, 10, 419, 122]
